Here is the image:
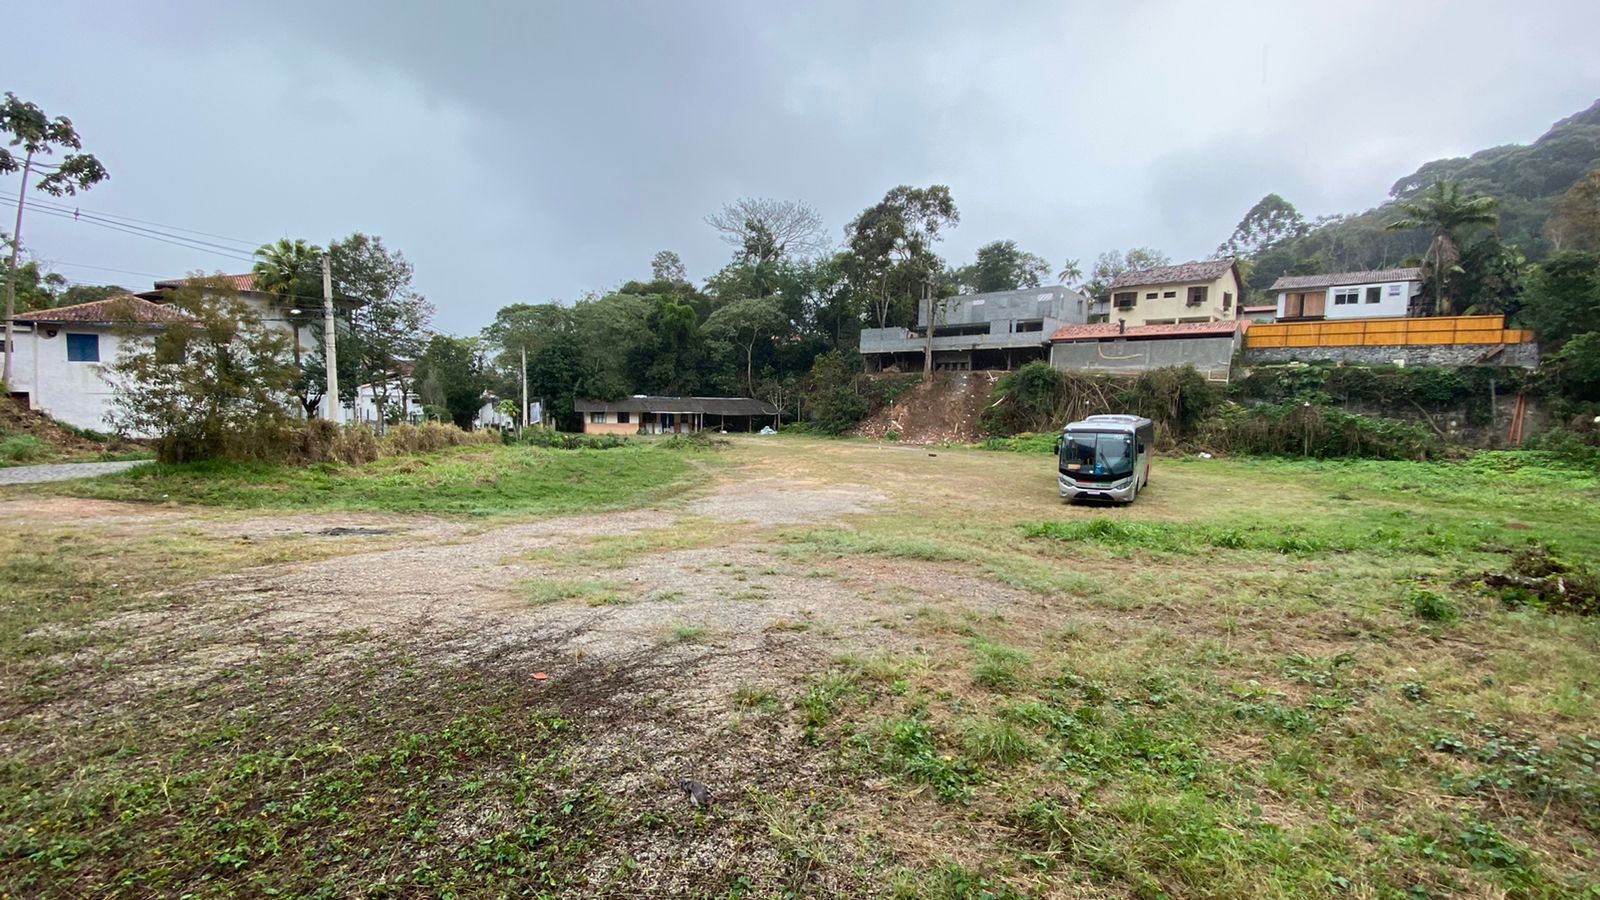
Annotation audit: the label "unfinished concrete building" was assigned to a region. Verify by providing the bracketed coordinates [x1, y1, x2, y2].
[860, 286, 1092, 371]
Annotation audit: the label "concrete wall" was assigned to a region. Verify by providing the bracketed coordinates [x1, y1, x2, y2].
[1113, 269, 1242, 326]
[1279, 279, 1418, 320]
[1245, 342, 1540, 369]
[1050, 335, 1240, 382]
[7, 324, 135, 432]
[919, 286, 1090, 328]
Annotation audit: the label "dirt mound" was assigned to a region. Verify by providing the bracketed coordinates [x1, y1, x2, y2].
[854, 371, 1001, 444]
[0, 394, 117, 456]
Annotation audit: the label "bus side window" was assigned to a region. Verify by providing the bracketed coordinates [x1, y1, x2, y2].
[1136, 443, 1145, 454]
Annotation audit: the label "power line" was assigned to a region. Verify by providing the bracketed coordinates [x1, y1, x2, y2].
[35, 260, 167, 280]
[2, 194, 264, 250]
[0, 199, 259, 264]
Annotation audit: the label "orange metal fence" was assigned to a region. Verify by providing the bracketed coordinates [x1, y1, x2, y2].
[1246, 315, 1533, 349]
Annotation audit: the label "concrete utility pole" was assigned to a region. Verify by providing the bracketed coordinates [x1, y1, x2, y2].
[322, 256, 339, 422]
[922, 280, 934, 374]
[520, 346, 528, 435]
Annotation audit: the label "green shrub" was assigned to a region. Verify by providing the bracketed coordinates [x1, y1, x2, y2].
[1407, 588, 1458, 622]
[0, 434, 50, 463]
[1199, 401, 1442, 460]
[978, 432, 1058, 453]
[518, 429, 630, 450]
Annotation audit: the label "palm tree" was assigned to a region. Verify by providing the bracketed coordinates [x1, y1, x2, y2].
[251, 238, 323, 366]
[1057, 258, 1083, 287]
[1385, 181, 1498, 315]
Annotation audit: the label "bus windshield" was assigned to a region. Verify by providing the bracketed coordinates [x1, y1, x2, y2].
[1061, 431, 1134, 480]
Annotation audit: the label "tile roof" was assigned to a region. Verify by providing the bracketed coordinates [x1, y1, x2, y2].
[1109, 259, 1236, 290]
[1270, 267, 1422, 291]
[1049, 319, 1248, 343]
[574, 396, 778, 416]
[152, 273, 259, 292]
[12, 294, 194, 326]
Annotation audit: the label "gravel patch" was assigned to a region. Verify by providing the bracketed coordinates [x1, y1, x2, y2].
[0, 459, 149, 484]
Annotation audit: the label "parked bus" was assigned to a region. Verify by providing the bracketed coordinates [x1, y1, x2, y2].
[1057, 414, 1154, 503]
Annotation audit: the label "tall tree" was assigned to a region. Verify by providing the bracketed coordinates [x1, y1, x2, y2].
[705, 198, 825, 265]
[1519, 251, 1600, 346]
[1385, 180, 1499, 316]
[959, 240, 1050, 293]
[1548, 169, 1600, 254]
[845, 185, 960, 338]
[250, 239, 324, 368]
[1057, 258, 1083, 287]
[1216, 194, 1308, 259]
[705, 296, 785, 396]
[651, 250, 689, 285]
[413, 335, 487, 429]
[329, 233, 434, 429]
[2, 92, 109, 386]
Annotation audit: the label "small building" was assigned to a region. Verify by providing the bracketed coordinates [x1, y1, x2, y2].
[1270, 267, 1423, 321]
[1048, 319, 1249, 382]
[1107, 259, 1244, 327]
[6, 295, 191, 432]
[574, 396, 778, 435]
[860, 285, 1092, 372]
[1238, 304, 1278, 323]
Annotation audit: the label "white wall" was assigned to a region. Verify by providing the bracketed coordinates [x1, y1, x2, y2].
[344, 378, 422, 426]
[1277, 280, 1419, 320]
[7, 324, 134, 433]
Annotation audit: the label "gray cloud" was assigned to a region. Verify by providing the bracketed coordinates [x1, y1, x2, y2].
[7, 0, 1600, 331]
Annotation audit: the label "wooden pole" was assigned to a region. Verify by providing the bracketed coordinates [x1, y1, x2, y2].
[2, 150, 34, 387]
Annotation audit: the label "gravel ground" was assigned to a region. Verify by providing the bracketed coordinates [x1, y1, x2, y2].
[0, 459, 148, 484]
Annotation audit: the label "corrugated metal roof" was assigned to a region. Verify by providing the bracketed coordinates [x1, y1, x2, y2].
[1270, 268, 1422, 291]
[573, 396, 777, 415]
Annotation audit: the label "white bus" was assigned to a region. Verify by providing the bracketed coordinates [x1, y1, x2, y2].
[1057, 414, 1155, 503]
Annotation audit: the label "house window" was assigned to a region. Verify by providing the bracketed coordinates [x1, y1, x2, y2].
[1162, 291, 1176, 299]
[66, 333, 100, 362]
[617, 411, 630, 424]
[1113, 292, 1137, 309]
[1387, 284, 1402, 296]
[1145, 292, 1158, 300]
[1365, 286, 1382, 304]
[588, 411, 605, 423]
[1014, 320, 1043, 333]
[1223, 292, 1233, 310]
[1333, 289, 1360, 306]
[1186, 286, 1208, 306]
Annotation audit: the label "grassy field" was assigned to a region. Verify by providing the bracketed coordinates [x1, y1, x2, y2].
[41, 442, 707, 515]
[1, 437, 1597, 897]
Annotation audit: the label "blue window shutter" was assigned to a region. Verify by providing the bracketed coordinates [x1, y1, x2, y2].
[66, 333, 101, 362]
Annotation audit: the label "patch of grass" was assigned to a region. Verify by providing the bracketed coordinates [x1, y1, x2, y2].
[0, 433, 50, 463]
[959, 716, 1036, 765]
[732, 684, 780, 713]
[971, 639, 1031, 691]
[44, 444, 702, 516]
[524, 578, 625, 606]
[668, 624, 707, 644]
[1406, 587, 1458, 622]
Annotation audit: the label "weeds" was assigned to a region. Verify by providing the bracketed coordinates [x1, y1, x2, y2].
[972, 639, 1031, 691]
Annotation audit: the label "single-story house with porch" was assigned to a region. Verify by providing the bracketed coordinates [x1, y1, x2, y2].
[574, 396, 778, 435]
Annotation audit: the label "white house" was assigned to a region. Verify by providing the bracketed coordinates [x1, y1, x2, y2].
[6, 273, 356, 433]
[6, 295, 191, 432]
[1271, 267, 1424, 321]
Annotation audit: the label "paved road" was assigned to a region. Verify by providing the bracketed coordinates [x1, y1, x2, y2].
[0, 459, 150, 485]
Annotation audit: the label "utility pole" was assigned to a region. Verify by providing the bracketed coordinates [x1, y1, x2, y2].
[922, 280, 934, 375]
[520, 346, 528, 436]
[2, 150, 34, 387]
[322, 256, 339, 422]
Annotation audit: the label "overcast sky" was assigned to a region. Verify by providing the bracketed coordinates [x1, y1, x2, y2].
[7, 0, 1599, 332]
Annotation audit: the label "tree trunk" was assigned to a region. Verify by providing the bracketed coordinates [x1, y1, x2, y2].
[3, 150, 34, 388]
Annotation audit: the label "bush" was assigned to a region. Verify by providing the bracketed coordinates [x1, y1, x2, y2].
[979, 364, 1219, 443]
[1198, 401, 1442, 460]
[0, 434, 50, 463]
[518, 429, 631, 450]
[1406, 588, 1458, 622]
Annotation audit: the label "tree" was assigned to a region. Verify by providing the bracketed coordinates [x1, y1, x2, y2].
[705, 296, 785, 395]
[651, 250, 689, 284]
[1057, 258, 1083, 286]
[2, 92, 109, 386]
[1519, 251, 1600, 345]
[1548, 330, 1600, 400]
[1216, 194, 1308, 259]
[959, 240, 1050, 293]
[0, 234, 65, 311]
[1548, 169, 1600, 253]
[106, 277, 297, 462]
[705, 198, 825, 264]
[527, 329, 592, 430]
[1082, 248, 1171, 301]
[329, 233, 434, 429]
[412, 335, 487, 429]
[250, 238, 324, 370]
[846, 185, 960, 336]
[1385, 181, 1500, 316]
